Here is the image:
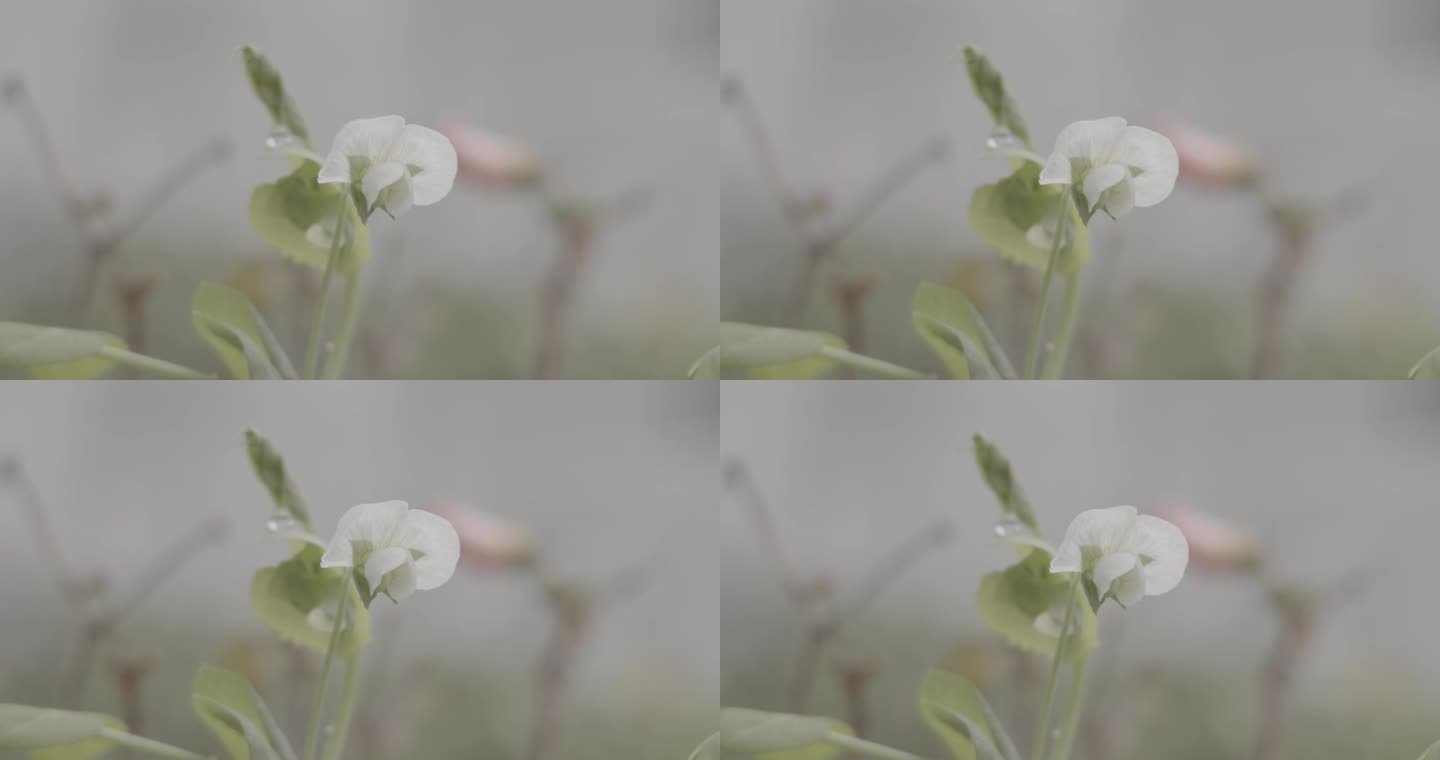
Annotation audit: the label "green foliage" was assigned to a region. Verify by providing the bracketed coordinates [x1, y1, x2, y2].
[192, 282, 297, 380]
[1408, 346, 1440, 379]
[969, 165, 1089, 274]
[250, 546, 371, 656]
[245, 429, 312, 529]
[1418, 740, 1440, 760]
[917, 669, 1019, 760]
[241, 46, 310, 146]
[971, 435, 1038, 532]
[704, 322, 846, 379]
[961, 47, 1030, 148]
[688, 732, 720, 760]
[0, 705, 123, 758]
[192, 665, 295, 760]
[0, 322, 124, 379]
[976, 550, 1096, 661]
[912, 282, 1015, 379]
[250, 162, 371, 274]
[719, 709, 849, 758]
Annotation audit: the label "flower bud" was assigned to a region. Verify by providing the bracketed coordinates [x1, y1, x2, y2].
[429, 502, 535, 571]
[439, 121, 541, 188]
[1156, 121, 1258, 190]
[1153, 505, 1259, 574]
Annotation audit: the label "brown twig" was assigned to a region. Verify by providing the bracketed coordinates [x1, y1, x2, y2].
[831, 275, 881, 358]
[0, 456, 96, 601]
[114, 274, 162, 362]
[110, 656, 155, 735]
[834, 658, 881, 741]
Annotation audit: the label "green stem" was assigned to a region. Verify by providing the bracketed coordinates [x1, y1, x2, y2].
[97, 727, 210, 759]
[1031, 575, 1081, 760]
[825, 732, 930, 760]
[303, 192, 352, 380]
[1049, 651, 1091, 760]
[302, 574, 352, 760]
[1042, 272, 1083, 379]
[818, 345, 932, 379]
[319, 654, 363, 760]
[98, 346, 213, 380]
[322, 273, 362, 380]
[1023, 193, 1072, 379]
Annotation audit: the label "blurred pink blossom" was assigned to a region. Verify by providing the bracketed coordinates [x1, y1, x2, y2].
[1157, 120, 1257, 190]
[1153, 505, 1259, 574]
[429, 502, 535, 572]
[439, 121, 541, 188]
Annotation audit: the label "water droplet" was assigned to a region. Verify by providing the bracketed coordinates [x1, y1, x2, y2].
[985, 128, 1020, 151]
[266, 512, 297, 534]
[264, 127, 300, 151]
[994, 518, 1027, 538]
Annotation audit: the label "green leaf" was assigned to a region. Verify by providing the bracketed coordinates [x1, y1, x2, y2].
[241, 46, 310, 146]
[912, 282, 1016, 379]
[0, 323, 125, 379]
[249, 162, 370, 274]
[975, 551, 1096, 661]
[191, 665, 293, 760]
[686, 346, 721, 380]
[0, 705, 121, 754]
[962, 47, 1030, 147]
[245, 429, 312, 529]
[971, 435, 1038, 532]
[688, 732, 720, 760]
[917, 670, 1020, 760]
[1408, 346, 1440, 379]
[719, 709, 849, 756]
[719, 322, 845, 379]
[1417, 739, 1440, 760]
[250, 546, 370, 656]
[192, 282, 296, 380]
[969, 165, 1089, 274]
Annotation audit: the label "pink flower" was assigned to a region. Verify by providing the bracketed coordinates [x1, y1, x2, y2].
[1153, 505, 1259, 574]
[438, 121, 541, 188]
[428, 502, 535, 572]
[1156, 121, 1257, 190]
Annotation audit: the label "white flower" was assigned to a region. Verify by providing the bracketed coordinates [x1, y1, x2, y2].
[317, 115, 457, 217]
[1038, 117, 1178, 218]
[319, 500, 460, 602]
[1049, 505, 1188, 607]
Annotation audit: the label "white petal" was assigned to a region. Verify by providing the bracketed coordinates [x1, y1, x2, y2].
[1133, 514, 1189, 595]
[361, 161, 407, 211]
[1057, 505, 1139, 556]
[364, 545, 411, 593]
[316, 151, 352, 186]
[1038, 151, 1073, 186]
[380, 173, 415, 216]
[1111, 567, 1146, 606]
[1049, 539, 1083, 575]
[1052, 117, 1128, 165]
[1102, 176, 1136, 217]
[394, 508, 460, 590]
[321, 500, 410, 569]
[385, 560, 418, 601]
[330, 115, 406, 162]
[1112, 126, 1178, 207]
[1081, 163, 1129, 212]
[1092, 552, 1137, 598]
[388, 124, 457, 206]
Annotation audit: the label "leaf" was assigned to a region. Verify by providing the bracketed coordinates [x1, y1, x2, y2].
[241, 46, 310, 145]
[245, 429, 312, 529]
[718, 323, 845, 379]
[912, 282, 1015, 379]
[719, 709, 848, 756]
[688, 732, 720, 760]
[969, 165, 1090, 274]
[686, 346, 720, 379]
[191, 665, 293, 760]
[1408, 346, 1440, 379]
[1417, 740, 1440, 760]
[917, 670, 1020, 760]
[249, 162, 371, 274]
[0, 323, 125, 379]
[975, 551, 1097, 661]
[971, 435, 1038, 531]
[0, 705, 121, 752]
[250, 547, 370, 656]
[962, 47, 1030, 147]
[192, 282, 296, 380]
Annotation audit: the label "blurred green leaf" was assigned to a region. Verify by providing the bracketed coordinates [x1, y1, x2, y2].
[250, 546, 370, 656]
[192, 282, 296, 380]
[917, 669, 1019, 760]
[1417, 740, 1440, 760]
[718, 323, 844, 379]
[192, 665, 294, 760]
[0, 705, 120, 754]
[1408, 346, 1440, 379]
[970, 165, 1089, 274]
[250, 162, 370, 274]
[976, 551, 1096, 661]
[686, 346, 720, 379]
[913, 282, 1015, 379]
[688, 732, 720, 760]
[962, 47, 1030, 147]
[241, 46, 310, 146]
[0, 323, 124, 379]
[972, 435, 1038, 532]
[720, 709, 848, 756]
[245, 429, 312, 529]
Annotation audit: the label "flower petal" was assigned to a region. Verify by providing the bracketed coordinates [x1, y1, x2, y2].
[1053, 117, 1128, 165]
[1102, 177, 1136, 217]
[395, 508, 460, 590]
[1111, 567, 1146, 606]
[385, 560, 418, 601]
[1092, 551, 1138, 598]
[1133, 514, 1189, 595]
[379, 173, 415, 216]
[332, 115, 406, 162]
[316, 151, 352, 186]
[1081, 163, 1129, 212]
[361, 161, 407, 211]
[1112, 126, 1178, 207]
[1058, 505, 1139, 557]
[321, 500, 410, 569]
[364, 545, 410, 593]
[1038, 152, 1073, 186]
[387, 124, 458, 206]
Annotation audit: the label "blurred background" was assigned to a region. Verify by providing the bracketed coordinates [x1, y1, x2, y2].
[721, 0, 1440, 378]
[721, 383, 1440, 759]
[0, 382, 717, 759]
[0, 0, 717, 378]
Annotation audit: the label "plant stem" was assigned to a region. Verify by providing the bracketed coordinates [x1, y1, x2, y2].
[1031, 576, 1080, 760]
[97, 727, 210, 760]
[825, 732, 929, 760]
[1049, 650, 1090, 760]
[1042, 272, 1083, 379]
[818, 345, 931, 379]
[98, 346, 213, 380]
[319, 654, 362, 760]
[303, 575, 352, 760]
[303, 192, 352, 380]
[1023, 194, 1072, 379]
[322, 273, 362, 380]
